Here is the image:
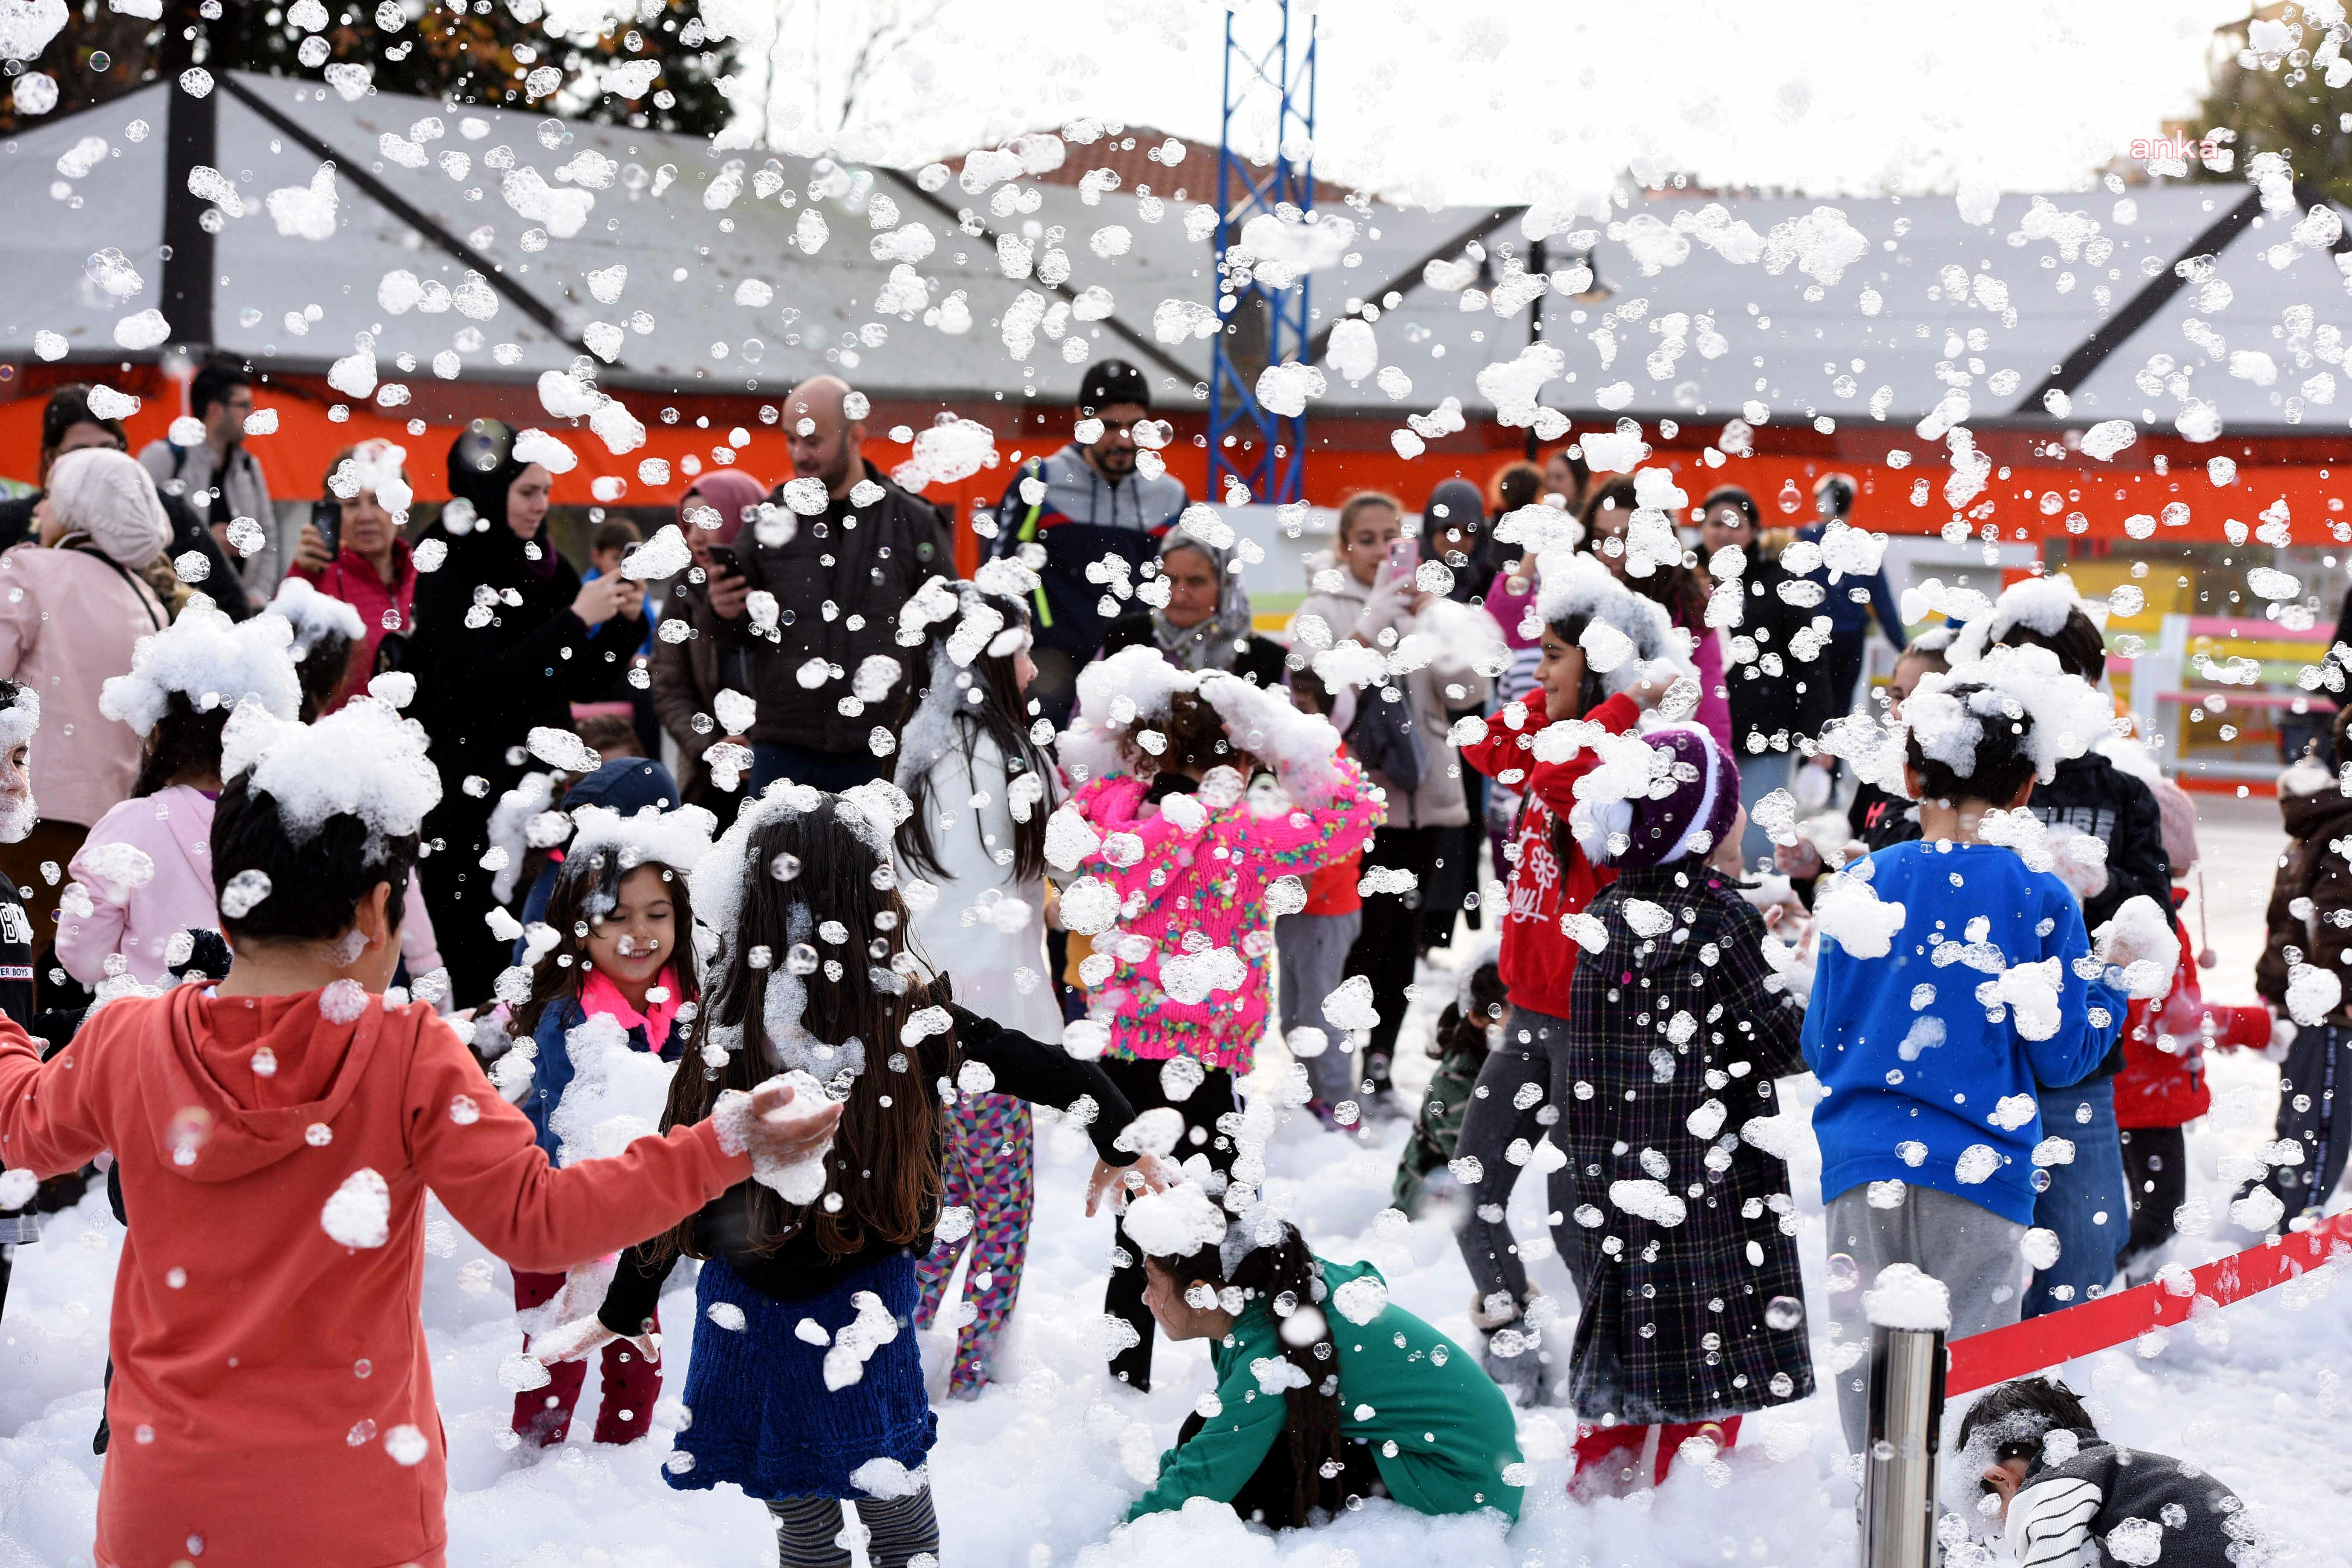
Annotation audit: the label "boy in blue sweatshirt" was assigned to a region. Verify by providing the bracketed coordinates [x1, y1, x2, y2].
[1801, 668, 2155, 1455]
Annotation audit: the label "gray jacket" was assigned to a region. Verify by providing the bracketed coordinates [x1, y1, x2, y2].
[138, 438, 282, 598]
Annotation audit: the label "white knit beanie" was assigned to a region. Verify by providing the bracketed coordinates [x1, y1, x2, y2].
[47, 447, 170, 566]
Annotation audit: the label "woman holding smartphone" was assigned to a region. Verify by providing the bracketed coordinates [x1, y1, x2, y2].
[1288, 492, 1502, 1119]
[649, 470, 768, 819]
[289, 441, 420, 713]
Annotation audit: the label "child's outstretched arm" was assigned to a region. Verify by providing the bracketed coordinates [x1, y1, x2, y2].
[941, 1003, 1174, 1213]
[1124, 1342, 1288, 1522]
[410, 1015, 833, 1275]
[2027, 895, 2128, 1090]
[0, 1011, 107, 1177]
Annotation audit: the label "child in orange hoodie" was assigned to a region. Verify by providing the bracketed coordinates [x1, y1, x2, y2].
[0, 694, 838, 1568]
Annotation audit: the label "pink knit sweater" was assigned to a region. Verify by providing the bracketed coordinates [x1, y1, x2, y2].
[1072, 757, 1382, 1074]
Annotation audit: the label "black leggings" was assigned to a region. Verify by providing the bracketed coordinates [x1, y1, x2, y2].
[2116, 1125, 2185, 1276]
[1340, 825, 1442, 1092]
[1102, 1055, 1238, 1392]
[767, 1492, 939, 1568]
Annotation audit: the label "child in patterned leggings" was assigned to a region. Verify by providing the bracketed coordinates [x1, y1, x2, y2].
[914, 1092, 1034, 1395]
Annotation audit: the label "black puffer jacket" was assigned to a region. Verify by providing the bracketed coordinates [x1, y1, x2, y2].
[1721, 542, 1837, 754]
[718, 461, 953, 755]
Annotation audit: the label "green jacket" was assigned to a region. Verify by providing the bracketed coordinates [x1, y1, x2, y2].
[1392, 1036, 1487, 1214]
[1126, 1257, 1523, 1524]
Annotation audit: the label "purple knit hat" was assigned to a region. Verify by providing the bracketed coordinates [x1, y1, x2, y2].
[1577, 724, 1743, 869]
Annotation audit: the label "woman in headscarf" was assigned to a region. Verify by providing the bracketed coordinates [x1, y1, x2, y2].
[406, 420, 647, 1003]
[1101, 521, 1284, 685]
[651, 468, 768, 818]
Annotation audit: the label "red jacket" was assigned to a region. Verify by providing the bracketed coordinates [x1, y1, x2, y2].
[295, 538, 417, 712]
[2114, 910, 2273, 1130]
[1458, 690, 1640, 1019]
[0, 985, 748, 1568]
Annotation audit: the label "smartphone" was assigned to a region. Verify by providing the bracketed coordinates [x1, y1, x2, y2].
[1386, 536, 1419, 577]
[311, 498, 340, 559]
[706, 543, 744, 579]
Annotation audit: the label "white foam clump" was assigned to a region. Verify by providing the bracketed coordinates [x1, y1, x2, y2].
[621, 523, 692, 581]
[822, 1290, 902, 1390]
[1608, 1177, 1687, 1227]
[320, 1166, 390, 1249]
[1862, 1262, 1952, 1331]
[566, 801, 717, 880]
[1989, 957, 2064, 1041]
[713, 1071, 835, 1204]
[2286, 961, 2341, 1026]
[1122, 1182, 1228, 1258]
[100, 597, 302, 737]
[1813, 869, 1908, 958]
[1904, 643, 2112, 786]
[548, 1013, 677, 1166]
[262, 575, 367, 658]
[1060, 647, 1349, 803]
[222, 695, 442, 849]
[527, 726, 604, 774]
[1946, 572, 2097, 666]
[1533, 550, 1695, 696]
[2095, 895, 2179, 998]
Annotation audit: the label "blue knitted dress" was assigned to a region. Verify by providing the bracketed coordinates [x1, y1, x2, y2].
[664, 1252, 936, 1501]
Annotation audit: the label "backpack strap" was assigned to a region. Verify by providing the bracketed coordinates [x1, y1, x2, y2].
[70, 544, 166, 631]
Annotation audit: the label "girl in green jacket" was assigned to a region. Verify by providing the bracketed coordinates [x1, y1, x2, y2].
[1123, 1187, 1525, 1529]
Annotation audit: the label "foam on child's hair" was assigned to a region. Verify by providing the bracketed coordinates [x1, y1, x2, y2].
[221, 693, 441, 852]
[1905, 643, 2113, 785]
[262, 576, 366, 659]
[99, 596, 303, 737]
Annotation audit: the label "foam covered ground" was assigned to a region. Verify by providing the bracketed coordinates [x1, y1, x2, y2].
[2, 797, 2346, 1567]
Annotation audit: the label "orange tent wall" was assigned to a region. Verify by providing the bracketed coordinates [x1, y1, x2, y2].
[7, 364, 2343, 581]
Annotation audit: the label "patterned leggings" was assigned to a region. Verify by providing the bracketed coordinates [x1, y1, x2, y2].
[913, 1090, 1033, 1397]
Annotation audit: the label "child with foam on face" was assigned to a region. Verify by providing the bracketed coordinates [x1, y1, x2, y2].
[1956, 1376, 2269, 1566]
[58, 596, 303, 990]
[534, 780, 1171, 1568]
[1447, 546, 1693, 1403]
[0, 694, 839, 1568]
[1051, 645, 1384, 1392]
[1556, 722, 1814, 1491]
[496, 797, 717, 1447]
[1800, 645, 2177, 1458]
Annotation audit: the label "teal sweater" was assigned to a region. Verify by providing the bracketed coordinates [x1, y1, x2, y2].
[1127, 1257, 1523, 1524]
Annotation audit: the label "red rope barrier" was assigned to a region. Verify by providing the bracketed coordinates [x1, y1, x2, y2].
[1943, 1210, 2352, 1398]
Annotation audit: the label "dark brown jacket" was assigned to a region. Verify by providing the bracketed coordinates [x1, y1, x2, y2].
[2256, 760, 2352, 1026]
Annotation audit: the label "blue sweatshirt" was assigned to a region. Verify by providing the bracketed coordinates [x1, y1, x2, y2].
[1801, 840, 2124, 1226]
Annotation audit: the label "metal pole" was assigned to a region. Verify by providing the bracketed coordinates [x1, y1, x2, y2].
[1860, 1325, 1946, 1568]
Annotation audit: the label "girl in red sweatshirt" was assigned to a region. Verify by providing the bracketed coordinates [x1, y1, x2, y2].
[1450, 550, 1687, 1404]
[0, 696, 836, 1568]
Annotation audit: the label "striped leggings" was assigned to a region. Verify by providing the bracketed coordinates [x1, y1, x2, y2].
[768, 1492, 939, 1568]
[913, 1090, 1033, 1397]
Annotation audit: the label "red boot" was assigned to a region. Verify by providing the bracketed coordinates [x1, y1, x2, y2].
[1655, 1416, 1742, 1485]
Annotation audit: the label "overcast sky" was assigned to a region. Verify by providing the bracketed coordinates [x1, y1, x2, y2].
[671, 0, 2261, 206]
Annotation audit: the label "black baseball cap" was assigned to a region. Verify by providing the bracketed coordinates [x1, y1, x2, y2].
[1079, 358, 1149, 415]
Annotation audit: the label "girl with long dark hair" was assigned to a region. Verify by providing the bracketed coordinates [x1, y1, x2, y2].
[407, 420, 647, 1004]
[1123, 1193, 1523, 1528]
[58, 598, 301, 988]
[1450, 550, 1686, 1401]
[1580, 476, 1733, 756]
[891, 576, 1060, 1395]
[534, 782, 1166, 1568]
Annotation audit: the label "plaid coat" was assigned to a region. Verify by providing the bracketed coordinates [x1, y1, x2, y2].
[1562, 862, 1815, 1425]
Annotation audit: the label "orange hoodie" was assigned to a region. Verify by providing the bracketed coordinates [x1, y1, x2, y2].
[0, 984, 750, 1568]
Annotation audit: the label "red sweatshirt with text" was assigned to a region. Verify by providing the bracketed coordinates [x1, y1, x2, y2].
[1459, 691, 1641, 1020]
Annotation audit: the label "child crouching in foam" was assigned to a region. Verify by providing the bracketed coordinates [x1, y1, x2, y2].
[1957, 1376, 2268, 1565]
[0, 694, 837, 1568]
[1800, 645, 2175, 1456]
[1053, 646, 1384, 1392]
[1559, 723, 1812, 1492]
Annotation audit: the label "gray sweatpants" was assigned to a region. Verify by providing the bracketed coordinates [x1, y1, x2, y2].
[1824, 1184, 2029, 1455]
[1275, 909, 1364, 1107]
[1453, 1006, 1581, 1316]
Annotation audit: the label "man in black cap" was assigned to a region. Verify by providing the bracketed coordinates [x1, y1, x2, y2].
[989, 357, 1190, 728]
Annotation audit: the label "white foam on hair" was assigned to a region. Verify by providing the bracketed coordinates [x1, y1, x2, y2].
[1532, 550, 1696, 695]
[221, 694, 442, 854]
[1946, 572, 2104, 668]
[0, 686, 38, 751]
[566, 801, 717, 879]
[100, 596, 303, 737]
[1905, 642, 2114, 786]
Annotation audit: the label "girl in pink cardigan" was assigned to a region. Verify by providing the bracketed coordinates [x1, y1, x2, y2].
[1052, 647, 1381, 1389]
[58, 598, 303, 989]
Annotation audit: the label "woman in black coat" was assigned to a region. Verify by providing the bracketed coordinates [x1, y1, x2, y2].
[407, 420, 646, 1003]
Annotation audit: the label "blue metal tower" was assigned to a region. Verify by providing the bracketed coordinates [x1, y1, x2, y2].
[1208, 0, 1316, 507]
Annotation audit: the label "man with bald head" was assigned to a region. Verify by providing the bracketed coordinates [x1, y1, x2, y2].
[702, 375, 952, 793]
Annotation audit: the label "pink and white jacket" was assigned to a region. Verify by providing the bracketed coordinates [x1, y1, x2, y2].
[1070, 755, 1381, 1074]
[60, 786, 445, 991]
